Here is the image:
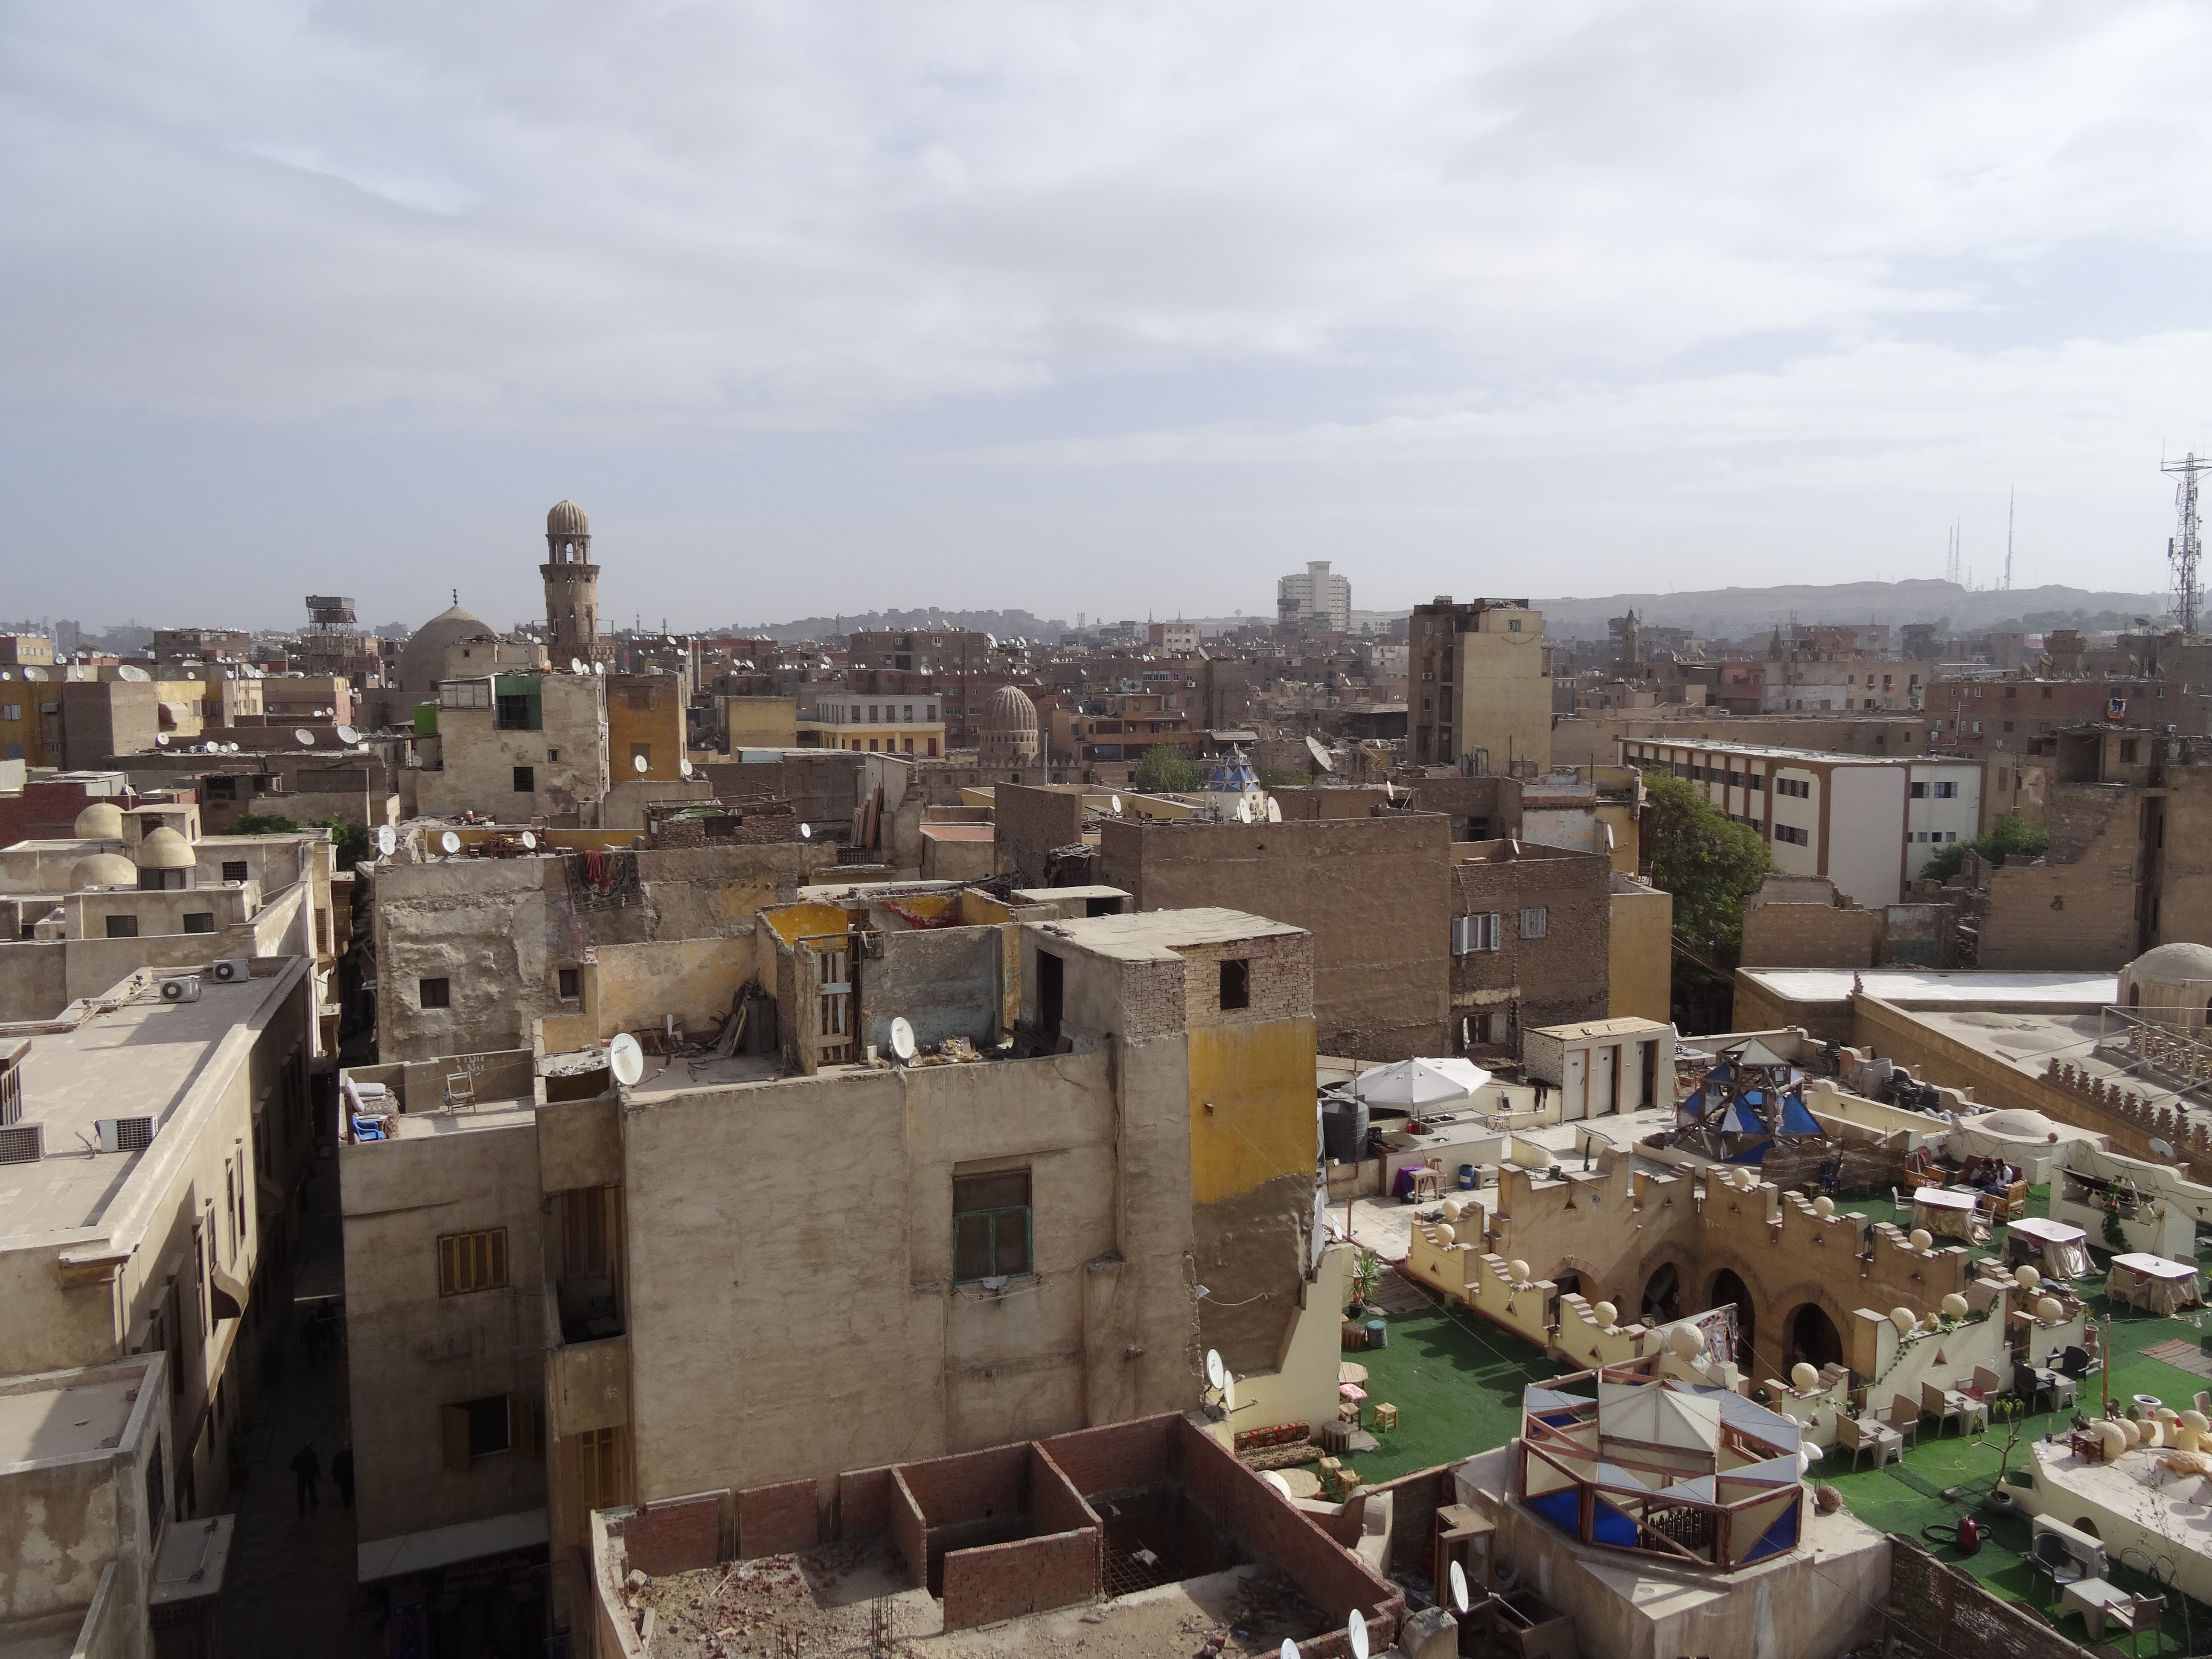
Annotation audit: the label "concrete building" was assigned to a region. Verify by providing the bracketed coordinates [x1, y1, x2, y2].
[413, 667, 612, 824]
[1407, 598, 1551, 775]
[1608, 870, 1674, 1024]
[0, 952, 320, 1653]
[1447, 840, 1612, 1052]
[797, 691, 946, 757]
[336, 900, 1334, 1647]
[1622, 737, 1981, 908]
[1277, 560, 1352, 633]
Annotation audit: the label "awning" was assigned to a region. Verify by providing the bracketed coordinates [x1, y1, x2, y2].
[1348, 1057, 1492, 1106]
[358, 1507, 549, 1584]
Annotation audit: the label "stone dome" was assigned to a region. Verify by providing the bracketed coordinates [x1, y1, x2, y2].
[72, 852, 137, 890]
[135, 827, 195, 870]
[1974, 1108, 2059, 1140]
[2120, 941, 2212, 1018]
[73, 801, 124, 839]
[393, 603, 495, 699]
[978, 685, 1040, 771]
[546, 499, 591, 538]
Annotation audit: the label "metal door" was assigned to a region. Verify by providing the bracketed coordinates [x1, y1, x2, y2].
[1564, 1048, 1587, 1120]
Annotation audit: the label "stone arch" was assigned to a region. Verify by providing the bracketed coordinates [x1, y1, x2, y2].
[1639, 1260, 1686, 1326]
[1784, 1301, 1844, 1371]
[1752, 1281, 1854, 1382]
[1708, 1269, 1753, 1369]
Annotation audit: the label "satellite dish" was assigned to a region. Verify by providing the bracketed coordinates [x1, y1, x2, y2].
[1449, 1560, 1470, 1614]
[294, 728, 315, 746]
[1110, 794, 1123, 814]
[1348, 1610, 1369, 1659]
[889, 1017, 917, 1061]
[227, 742, 241, 753]
[1266, 797, 1283, 823]
[632, 753, 649, 773]
[336, 724, 360, 745]
[375, 824, 396, 856]
[1307, 734, 1334, 772]
[1281, 1645, 1299, 1659]
[154, 731, 169, 746]
[1235, 796, 1254, 823]
[798, 822, 812, 839]
[439, 830, 461, 855]
[2152, 1138, 2176, 1160]
[23, 666, 46, 681]
[1205, 1349, 1225, 1389]
[118, 664, 151, 682]
[679, 758, 693, 778]
[594, 662, 605, 676]
[570, 658, 585, 675]
[519, 830, 537, 850]
[609, 1033, 646, 1087]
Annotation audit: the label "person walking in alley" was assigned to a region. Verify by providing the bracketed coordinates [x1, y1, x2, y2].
[291, 1441, 320, 1516]
[331, 1441, 355, 1510]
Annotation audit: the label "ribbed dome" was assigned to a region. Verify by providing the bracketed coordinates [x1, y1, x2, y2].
[72, 852, 137, 890]
[983, 685, 1039, 734]
[394, 603, 495, 698]
[73, 801, 124, 839]
[135, 827, 195, 870]
[546, 499, 591, 537]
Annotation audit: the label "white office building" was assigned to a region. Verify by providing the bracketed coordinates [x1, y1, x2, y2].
[1619, 738, 1982, 908]
[1277, 560, 1353, 633]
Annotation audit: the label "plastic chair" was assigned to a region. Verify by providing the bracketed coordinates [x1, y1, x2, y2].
[2030, 1531, 2085, 1605]
[2118, 1593, 2164, 1656]
[1922, 1380, 1968, 1437]
[1882, 1395, 1923, 1449]
[1839, 1414, 1901, 1471]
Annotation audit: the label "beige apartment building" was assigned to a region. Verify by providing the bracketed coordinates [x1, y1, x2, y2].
[1407, 597, 1551, 774]
[336, 892, 1337, 1650]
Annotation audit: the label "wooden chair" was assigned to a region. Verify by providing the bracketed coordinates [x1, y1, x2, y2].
[1372, 1402, 1399, 1432]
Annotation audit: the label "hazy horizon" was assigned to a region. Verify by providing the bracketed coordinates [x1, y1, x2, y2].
[4, 5, 2209, 632]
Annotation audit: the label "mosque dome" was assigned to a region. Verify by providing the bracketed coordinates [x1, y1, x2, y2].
[135, 827, 195, 870]
[73, 801, 124, 840]
[984, 685, 1039, 736]
[978, 685, 1040, 771]
[2120, 942, 2212, 1018]
[546, 499, 591, 538]
[72, 852, 137, 890]
[393, 604, 495, 699]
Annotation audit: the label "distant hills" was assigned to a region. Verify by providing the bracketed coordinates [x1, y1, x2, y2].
[712, 607, 1069, 643]
[1520, 579, 2170, 640]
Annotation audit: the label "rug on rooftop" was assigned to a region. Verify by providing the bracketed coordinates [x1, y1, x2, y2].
[2140, 1338, 2212, 1380]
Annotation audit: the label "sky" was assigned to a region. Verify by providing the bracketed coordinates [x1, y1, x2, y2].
[3, 2, 2209, 634]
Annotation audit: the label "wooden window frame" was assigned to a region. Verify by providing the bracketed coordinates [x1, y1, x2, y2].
[953, 1170, 1033, 1284]
[437, 1227, 509, 1296]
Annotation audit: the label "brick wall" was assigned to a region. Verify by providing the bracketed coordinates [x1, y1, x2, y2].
[1741, 901, 1879, 969]
[898, 1442, 1029, 1522]
[736, 1476, 818, 1559]
[1451, 845, 1611, 1030]
[995, 785, 1087, 888]
[1884, 1534, 2077, 1659]
[1174, 929, 1313, 1033]
[1037, 1418, 1173, 1498]
[611, 1490, 725, 1576]
[838, 1467, 895, 1541]
[940, 1527, 1100, 1631]
[890, 1471, 926, 1588]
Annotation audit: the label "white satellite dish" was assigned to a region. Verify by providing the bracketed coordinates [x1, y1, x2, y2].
[336, 724, 360, 745]
[889, 1016, 917, 1061]
[294, 728, 315, 746]
[375, 824, 396, 857]
[227, 742, 241, 753]
[1307, 734, 1334, 772]
[1348, 1610, 1368, 1659]
[2152, 1137, 2176, 1160]
[1110, 794, 1123, 814]
[22, 665, 46, 681]
[609, 1032, 646, 1086]
[798, 822, 812, 839]
[154, 731, 169, 746]
[439, 830, 461, 855]
[118, 664, 151, 682]
[632, 753, 649, 773]
[1281, 1644, 1299, 1659]
[1205, 1349, 1225, 1389]
[1235, 796, 1254, 823]
[679, 758, 693, 778]
[594, 662, 605, 676]
[570, 658, 585, 675]
[519, 830, 537, 850]
[1449, 1560, 1470, 1614]
[1266, 797, 1282, 823]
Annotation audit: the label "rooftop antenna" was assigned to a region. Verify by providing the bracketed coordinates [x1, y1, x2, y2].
[2004, 488, 2014, 591]
[2166, 453, 2207, 637]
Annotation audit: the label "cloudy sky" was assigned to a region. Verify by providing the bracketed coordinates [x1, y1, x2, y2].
[3, 1, 2207, 632]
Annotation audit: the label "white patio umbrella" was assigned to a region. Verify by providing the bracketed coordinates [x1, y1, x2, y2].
[1348, 1056, 1491, 1107]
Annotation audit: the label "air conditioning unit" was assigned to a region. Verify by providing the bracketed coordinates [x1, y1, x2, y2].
[159, 977, 201, 1003]
[0, 1122, 42, 1164]
[209, 958, 251, 984]
[95, 1116, 157, 1153]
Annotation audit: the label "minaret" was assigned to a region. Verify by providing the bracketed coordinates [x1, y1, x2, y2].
[541, 500, 608, 665]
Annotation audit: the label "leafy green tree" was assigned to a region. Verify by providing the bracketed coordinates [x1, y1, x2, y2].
[1918, 812, 2050, 883]
[1131, 744, 1203, 793]
[1641, 771, 1773, 967]
[231, 812, 374, 872]
[1256, 764, 1310, 788]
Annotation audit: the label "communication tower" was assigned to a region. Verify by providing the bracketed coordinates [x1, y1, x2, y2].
[2167, 454, 2208, 637]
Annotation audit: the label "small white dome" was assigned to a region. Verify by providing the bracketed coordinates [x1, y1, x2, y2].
[1975, 1108, 2059, 1140]
[73, 802, 124, 839]
[135, 827, 195, 870]
[73, 852, 137, 889]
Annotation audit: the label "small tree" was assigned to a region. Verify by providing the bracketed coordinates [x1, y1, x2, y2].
[1641, 772, 1773, 1031]
[1256, 764, 1310, 789]
[232, 811, 373, 872]
[1132, 744, 1203, 793]
[1920, 812, 2051, 883]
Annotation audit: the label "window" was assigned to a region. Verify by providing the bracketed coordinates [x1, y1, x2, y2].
[419, 976, 451, 1009]
[1749, 774, 1764, 791]
[221, 860, 249, 883]
[867, 705, 880, 722]
[573, 1425, 626, 1513]
[2121, 739, 2139, 763]
[558, 967, 582, 1001]
[1775, 824, 1810, 846]
[1452, 913, 1502, 954]
[1909, 782, 1927, 798]
[926, 704, 938, 720]
[0, 704, 16, 722]
[494, 693, 534, 730]
[1931, 781, 1957, 798]
[441, 1394, 536, 1470]
[106, 914, 140, 938]
[437, 1227, 508, 1295]
[512, 765, 535, 793]
[205, 776, 237, 801]
[953, 1170, 1032, 1282]
[1519, 907, 1548, 939]
[2041, 685, 2052, 698]
[903, 704, 914, 722]
[183, 912, 215, 934]
[547, 747, 559, 762]
[1219, 958, 1250, 1010]
[2005, 685, 2017, 699]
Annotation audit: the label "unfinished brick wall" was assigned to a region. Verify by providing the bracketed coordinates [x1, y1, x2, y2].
[1978, 783, 2139, 969]
[1175, 929, 1313, 1033]
[1450, 845, 1610, 1033]
[940, 1527, 1100, 1631]
[612, 1491, 725, 1575]
[1740, 902, 1879, 969]
[837, 1467, 895, 1541]
[1884, 1534, 2078, 1659]
[736, 1477, 818, 1559]
[995, 785, 1087, 888]
[890, 1471, 926, 1587]
[1037, 1418, 1173, 1498]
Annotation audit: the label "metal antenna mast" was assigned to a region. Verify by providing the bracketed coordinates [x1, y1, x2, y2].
[2167, 454, 2208, 637]
[2004, 489, 2014, 591]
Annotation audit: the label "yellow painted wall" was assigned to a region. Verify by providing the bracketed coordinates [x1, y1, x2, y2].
[760, 900, 851, 947]
[1608, 884, 1674, 1024]
[1596, 801, 1639, 873]
[723, 696, 797, 748]
[1186, 1015, 1317, 1204]
[607, 677, 688, 781]
[541, 940, 751, 1053]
